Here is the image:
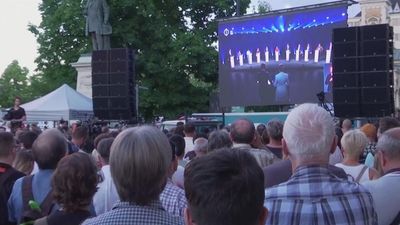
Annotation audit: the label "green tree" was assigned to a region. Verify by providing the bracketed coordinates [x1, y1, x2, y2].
[30, 0, 251, 120]
[0, 60, 30, 108]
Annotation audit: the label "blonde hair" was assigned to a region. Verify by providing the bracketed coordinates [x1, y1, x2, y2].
[340, 129, 368, 158]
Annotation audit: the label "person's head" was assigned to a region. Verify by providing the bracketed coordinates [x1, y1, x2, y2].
[282, 104, 336, 165]
[93, 133, 112, 149]
[17, 131, 38, 150]
[360, 123, 377, 142]
[193, 138, 208, 158]
[376, 127, 400, 172]
[97, 137, 114, 165]
[256, 124, 266, 137]
[101, 126, 109, 134]
[230, 118, 256, 144]
[184, 123, 196, 137]
[110, 126, 171, 205]
[169, 134, 185, 159]
[13, 150, 34, 175]
[0, 132, 16, 163]
[52, 152, 98, 212]
[342, 119, 352, 132]
[174, 125, 185, 137]
[340, 129, 368, 160]
[184, 148, 268, 225]
[378, 117, 400, 137]
[207, 130, 233, 152]
[32, 129, 67, 170]
[14, 96, 22, 107]
[72, 126, 88, 147]
[266, 120, 283, 142]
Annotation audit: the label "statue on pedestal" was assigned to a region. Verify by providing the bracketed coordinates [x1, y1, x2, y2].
[84, 0, 112, 50]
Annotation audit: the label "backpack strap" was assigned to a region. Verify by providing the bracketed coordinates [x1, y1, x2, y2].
[355, 165, 368, 183]
[22, 175, 35, 213]
[39, 190, 54, 216]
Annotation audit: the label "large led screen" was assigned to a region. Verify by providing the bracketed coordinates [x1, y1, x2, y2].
[218, 4, 348, 106]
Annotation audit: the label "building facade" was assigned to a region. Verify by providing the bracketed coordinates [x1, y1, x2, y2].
[348, 0, 400, 112]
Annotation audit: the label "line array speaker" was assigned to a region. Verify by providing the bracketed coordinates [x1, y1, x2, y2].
[332, 24, 394, 118]
[92, 48, 136, 120]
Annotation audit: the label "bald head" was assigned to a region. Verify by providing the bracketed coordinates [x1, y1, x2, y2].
[230, 119, 255, 144]
[32, 129, 67, 170]
[377, 127, 400, 161]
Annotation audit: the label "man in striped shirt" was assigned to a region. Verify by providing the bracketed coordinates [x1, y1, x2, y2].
[264, 103, 377, 225]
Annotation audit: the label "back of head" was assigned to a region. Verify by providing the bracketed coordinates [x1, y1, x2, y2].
[283, 104, 335, 161]
[32, 129, 67, 170]
[376, 127, 400, 162]
[230, 119, 255, 144]
[110, 126, 171, 205]
[13, 150, 34, 175]
[97, 137, 114, 164]
[93, 133, 112, 149]
[266, 120, 283, 140]
[207, 130, 232, 152]
[184, 123, 196, 135]
[193, 138, 208, 156]
[169, 134, 185, 158]
[0, 132, 14, 158]
[72, 126, 88, 140]
[52, 152, 98, 212]
[18, 131, 38, 150]
[184, 148, 265, 225]
[256, 124, 266, 136]
[342, 119, 352, 130]
[379, 117, 400, 134]
[340, 129, 368, 158]
[360, 123, 377, 141]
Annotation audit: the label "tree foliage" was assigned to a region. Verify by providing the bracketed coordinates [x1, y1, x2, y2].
[30, 0, 251, 119]
[0, 60, 30, 107]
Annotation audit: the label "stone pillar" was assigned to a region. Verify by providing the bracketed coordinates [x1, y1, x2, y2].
[71, 54, 92, 98]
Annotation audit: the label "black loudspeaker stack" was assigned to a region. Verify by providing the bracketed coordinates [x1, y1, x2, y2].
[92, 48, 136, 120]
[332, 24, 394, 118]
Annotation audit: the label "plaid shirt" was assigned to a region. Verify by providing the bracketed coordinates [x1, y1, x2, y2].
[160, 179, 188, 217]
[265, 165, 377, 225]
[82, 200, 184, 225]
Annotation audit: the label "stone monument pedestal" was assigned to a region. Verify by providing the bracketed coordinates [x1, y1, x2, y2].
[71, 54, 92, 98]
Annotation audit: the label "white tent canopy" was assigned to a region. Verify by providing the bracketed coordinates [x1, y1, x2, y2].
[21, 84, 93, 122]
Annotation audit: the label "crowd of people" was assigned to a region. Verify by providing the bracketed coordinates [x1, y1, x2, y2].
[1, 102, 400, 225]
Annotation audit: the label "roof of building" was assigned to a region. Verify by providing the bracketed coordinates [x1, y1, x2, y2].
[355, 0, 400, 17]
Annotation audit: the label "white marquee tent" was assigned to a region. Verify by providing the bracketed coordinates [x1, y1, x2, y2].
[21, 84, 93, 121]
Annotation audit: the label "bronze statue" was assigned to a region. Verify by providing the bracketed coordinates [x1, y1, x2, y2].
[84, 0, 112, 50]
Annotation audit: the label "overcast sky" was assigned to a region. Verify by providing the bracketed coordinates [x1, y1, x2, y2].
[0, 0, 360, 75]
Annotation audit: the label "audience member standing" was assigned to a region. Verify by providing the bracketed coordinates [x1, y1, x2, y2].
[360, 123, 378, 164]
[71, 126, 88, 153]
[341, 118, 352, 134]
[183, 123, 196, 155]
[93, 138, 119, 215]
[335, 130, 379, 183]
[265, 120, 284, 159]
[184, 148, 268, 225]
[231, 118, 279, 167]
[265, 104, 377, 225]
[207, 130, 232, 153]
[8, 129, 67, 224]
[0, 132, 24, 225]
[34, 153, 97, 225]
[83, 126, 183, 225]
[363, 127, 400, 225]
[160, 140, 187, 217]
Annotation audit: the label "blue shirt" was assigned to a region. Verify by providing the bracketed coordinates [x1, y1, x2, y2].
[7, 169, 54, 223]
[265, 165, 377, 225]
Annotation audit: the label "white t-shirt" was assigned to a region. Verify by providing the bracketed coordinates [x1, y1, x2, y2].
[184, 137, 194, 155]
[93, 165, 120, 215]
[335, 163, 370, 183]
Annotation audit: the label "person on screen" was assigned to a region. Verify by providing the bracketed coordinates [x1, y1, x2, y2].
[229, 49, 235, 68]
[274, 47, 280, 62]
[256, 48, 261, 64]
[265, 47, 270, 62]
[314, 44, 323, 63]
[247, 50, 253, 64]
[326, 43, 332, 63]
[295, 44, 301, 61]
[238, 51, 244, 66]
[273, 64, 289, 103]
[285, 44, 290, 61]
[304, 44, 310, 62]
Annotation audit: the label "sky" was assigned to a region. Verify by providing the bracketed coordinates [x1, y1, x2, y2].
[0, 0, 360, 76]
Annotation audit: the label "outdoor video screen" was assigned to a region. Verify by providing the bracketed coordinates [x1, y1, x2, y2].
[218, 4, 348, 106]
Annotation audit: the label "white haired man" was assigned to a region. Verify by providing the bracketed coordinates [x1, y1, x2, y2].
[264, 103, 377, 225]
[362, 127, 400, 225]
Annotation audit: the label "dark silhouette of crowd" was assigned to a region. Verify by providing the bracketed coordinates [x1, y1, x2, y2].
[1, 103, 400, 225]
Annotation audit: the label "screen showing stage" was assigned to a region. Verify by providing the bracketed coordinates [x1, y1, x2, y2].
[218, 4, 348, 106]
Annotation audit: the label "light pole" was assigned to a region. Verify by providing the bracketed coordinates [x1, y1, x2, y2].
[236, 0, 241, 16]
